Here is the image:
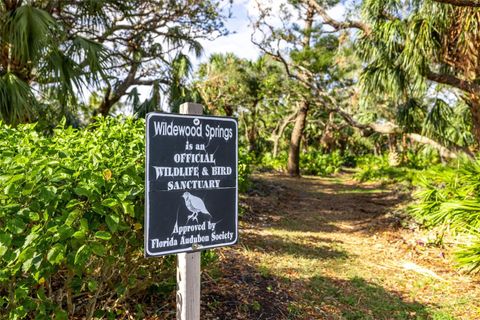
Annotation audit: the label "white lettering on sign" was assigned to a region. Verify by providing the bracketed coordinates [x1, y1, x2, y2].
[205, 124, 233, 141]
[151, 237, 178, 249]
[166, 179, 220, 191]
[153, 120, 234, 142]
[154, 120, 203, 137]
[172, 221, 207, 235]
[211, 166, 232, 175]
[211, 231, 234, 241]
[145, 113, 238, 257]
[180, 234, 210, 245]
[173, 153, 215, 164]
[153, 166, 200, 178]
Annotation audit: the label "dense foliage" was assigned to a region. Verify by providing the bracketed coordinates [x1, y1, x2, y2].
[354, 151, 440, 184]
[0, 0, 228, 125]
[410, 158, 480, 273]
[2, 1, 480, 317]
[0, 118, 251, 318]
[0, 118, 150, 318]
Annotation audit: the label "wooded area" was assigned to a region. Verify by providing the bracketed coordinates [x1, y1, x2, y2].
[1, 0, 480, 318]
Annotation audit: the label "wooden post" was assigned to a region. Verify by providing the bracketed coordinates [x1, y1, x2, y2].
[177, 102, 202, 320]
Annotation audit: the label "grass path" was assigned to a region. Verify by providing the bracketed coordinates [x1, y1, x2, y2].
[202, 173, 480, 320]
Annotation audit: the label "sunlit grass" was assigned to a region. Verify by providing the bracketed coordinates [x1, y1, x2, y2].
[236, 174, 480, 319]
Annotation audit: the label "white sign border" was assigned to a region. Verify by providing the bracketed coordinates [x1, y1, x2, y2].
[144, 112, 238, 257]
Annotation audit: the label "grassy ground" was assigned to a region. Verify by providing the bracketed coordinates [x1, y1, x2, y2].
[200, 173, 480, 320]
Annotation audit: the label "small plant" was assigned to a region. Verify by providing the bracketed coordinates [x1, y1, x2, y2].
[258, 152, 287, 172]
[354, 153, 431, 184]
[455, 233, 480, 274]
[409, 156, 480, 273]
[238, 148, 253, 192]
[300, 150, 344, 176]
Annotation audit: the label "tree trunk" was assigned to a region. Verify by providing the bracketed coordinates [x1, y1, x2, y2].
[320, 112, 335, 152]
[247, 128, 257, 153]
[286, 4, 314, 176]
[95, 63, 139, 117]
[467, 93, 480, 148]
[247, 100, 259, 153]
[287, 100, 309, 176]
[271, 112, 296, 158]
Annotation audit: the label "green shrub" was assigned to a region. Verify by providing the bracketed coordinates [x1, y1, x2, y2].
[256, 151, 345, 176]
[409, 157, 480, 273]
[0, 118, 165, 318]
[238, 148, 253, 192]
[0, 117, 251, 318]
[258, 152, 287, 172]
[354, 154, 428, 184]
[300, 150, 344, 176]
[455, 233, 480, 274]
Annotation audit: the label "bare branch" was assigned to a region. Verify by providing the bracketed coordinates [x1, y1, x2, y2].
[331, 106, 472, 159]
[425, 70, 480, 95]
[432, 0, 480, 7]
[132, 78, 170, 86]
[306, 0, 371, 35]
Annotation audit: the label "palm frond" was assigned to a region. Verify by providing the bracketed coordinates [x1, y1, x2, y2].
[0, 73, 36, 124]
[4, 5, 56, 65]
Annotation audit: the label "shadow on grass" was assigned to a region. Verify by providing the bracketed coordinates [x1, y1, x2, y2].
[303, 275, 434, 320]
[241, 232, 349, 261]
[198, 249, 438, 320]
[245, 174, 407, 234]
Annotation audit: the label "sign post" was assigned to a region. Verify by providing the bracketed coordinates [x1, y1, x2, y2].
[177, 103, 202, 320]
[144, 103, 238, 319]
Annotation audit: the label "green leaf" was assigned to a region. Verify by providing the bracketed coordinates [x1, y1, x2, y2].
[7, 217, 26, 234]
[23, 232, 39, 248]
[88, 280, 98, 292]
[101, 198, 118, 208]
[74, 186, 91, 198]
[0, 232, 12, 258]
[40, 185, 57, 202]
[74, 244, 91, 267]
[66, 199, 82, 209]
[90, 242, 106, 256]
[53, 225, 74, 241]
[54, 309, 68, 320]
[8, 174, 24, 184]
[94, 231, 111, 240]
[47, 244, 65, 265]
[4, 183, 15, 195]
[22, 254, 42, 272]
[72, 230, 86, 239]
[65, 208, 82, 226]
[121, 201, 135, 216]
[105, 214, 120, 233]
[29, 211, 40, 221]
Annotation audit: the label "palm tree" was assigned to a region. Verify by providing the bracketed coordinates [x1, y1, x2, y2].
[0, 3, 107, 125]
[358, 0, 480, 147]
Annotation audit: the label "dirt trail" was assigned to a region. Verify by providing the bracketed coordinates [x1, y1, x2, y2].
[201, 173, 480, 320]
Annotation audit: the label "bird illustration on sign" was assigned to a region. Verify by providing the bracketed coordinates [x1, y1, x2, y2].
[182, 191, 212, 223]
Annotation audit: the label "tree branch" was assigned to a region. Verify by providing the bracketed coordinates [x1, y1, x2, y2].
[331, 106, 472, 159]
[406, 133, 473, 159]
[425, 70, 480, 95]
[96, 63, 139, 116]
[132, 78, 170, 86]
[306, 0, 371, 35]
[432, 0, 480, 7]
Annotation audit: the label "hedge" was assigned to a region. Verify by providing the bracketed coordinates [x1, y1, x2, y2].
[0, 117, 250, 318]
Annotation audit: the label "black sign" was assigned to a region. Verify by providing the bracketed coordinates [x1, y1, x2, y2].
[145, 112, 238, 256]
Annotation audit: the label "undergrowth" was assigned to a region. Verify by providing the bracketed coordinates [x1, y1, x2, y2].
[0, 117, 252, 318]
[258, 150, 345, 176]
[409, 157, 480, 273]
[354, 151, 439, 184]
